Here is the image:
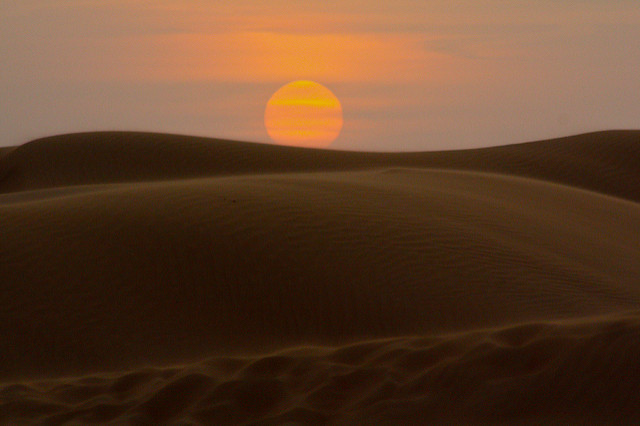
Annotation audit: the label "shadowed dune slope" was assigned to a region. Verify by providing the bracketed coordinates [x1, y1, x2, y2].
[1, 130, 639, 201]
[1, 131, 640, 424]
[1, 167, 640, 381]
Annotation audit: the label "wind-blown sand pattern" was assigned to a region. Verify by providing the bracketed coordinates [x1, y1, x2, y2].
[1, 131, 639, 424]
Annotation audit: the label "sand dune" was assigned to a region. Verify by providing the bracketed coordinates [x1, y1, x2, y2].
[1, 131, 639, 424]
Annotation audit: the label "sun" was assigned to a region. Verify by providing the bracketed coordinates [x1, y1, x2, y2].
[264, 80, 343, 148]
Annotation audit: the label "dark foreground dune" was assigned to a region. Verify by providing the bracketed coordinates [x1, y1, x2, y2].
[1, 131, 639, 424]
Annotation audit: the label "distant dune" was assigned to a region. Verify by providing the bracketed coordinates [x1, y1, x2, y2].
[2, 131, 639, 201]
[1, 131, 639, 424]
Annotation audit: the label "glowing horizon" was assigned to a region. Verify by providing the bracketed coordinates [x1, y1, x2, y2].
[2, 1, 640, 151]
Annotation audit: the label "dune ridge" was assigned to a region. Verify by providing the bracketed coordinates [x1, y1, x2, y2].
[3, 312, 640, 424]
[1, 130, 639, 201]
[1, 131, 639, 424]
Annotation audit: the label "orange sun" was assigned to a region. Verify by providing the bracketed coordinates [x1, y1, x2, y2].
[264, 80, 343, 148]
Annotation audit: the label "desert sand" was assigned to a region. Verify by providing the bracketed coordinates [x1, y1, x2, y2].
[1, 130, 639, 424]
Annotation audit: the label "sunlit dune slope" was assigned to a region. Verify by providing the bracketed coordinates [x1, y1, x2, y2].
[1, 130, 639, 201]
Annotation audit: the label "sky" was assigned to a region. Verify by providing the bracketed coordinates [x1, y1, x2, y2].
[2, 0, 639, 151]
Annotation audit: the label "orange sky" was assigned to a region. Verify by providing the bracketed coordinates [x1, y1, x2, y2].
[2, 0, 640, 150]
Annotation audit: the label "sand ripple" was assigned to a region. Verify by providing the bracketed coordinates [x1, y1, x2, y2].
[2, 313, 640, 424]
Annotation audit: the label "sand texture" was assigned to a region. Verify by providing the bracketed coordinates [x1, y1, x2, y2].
[1, 130, 639, 424]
